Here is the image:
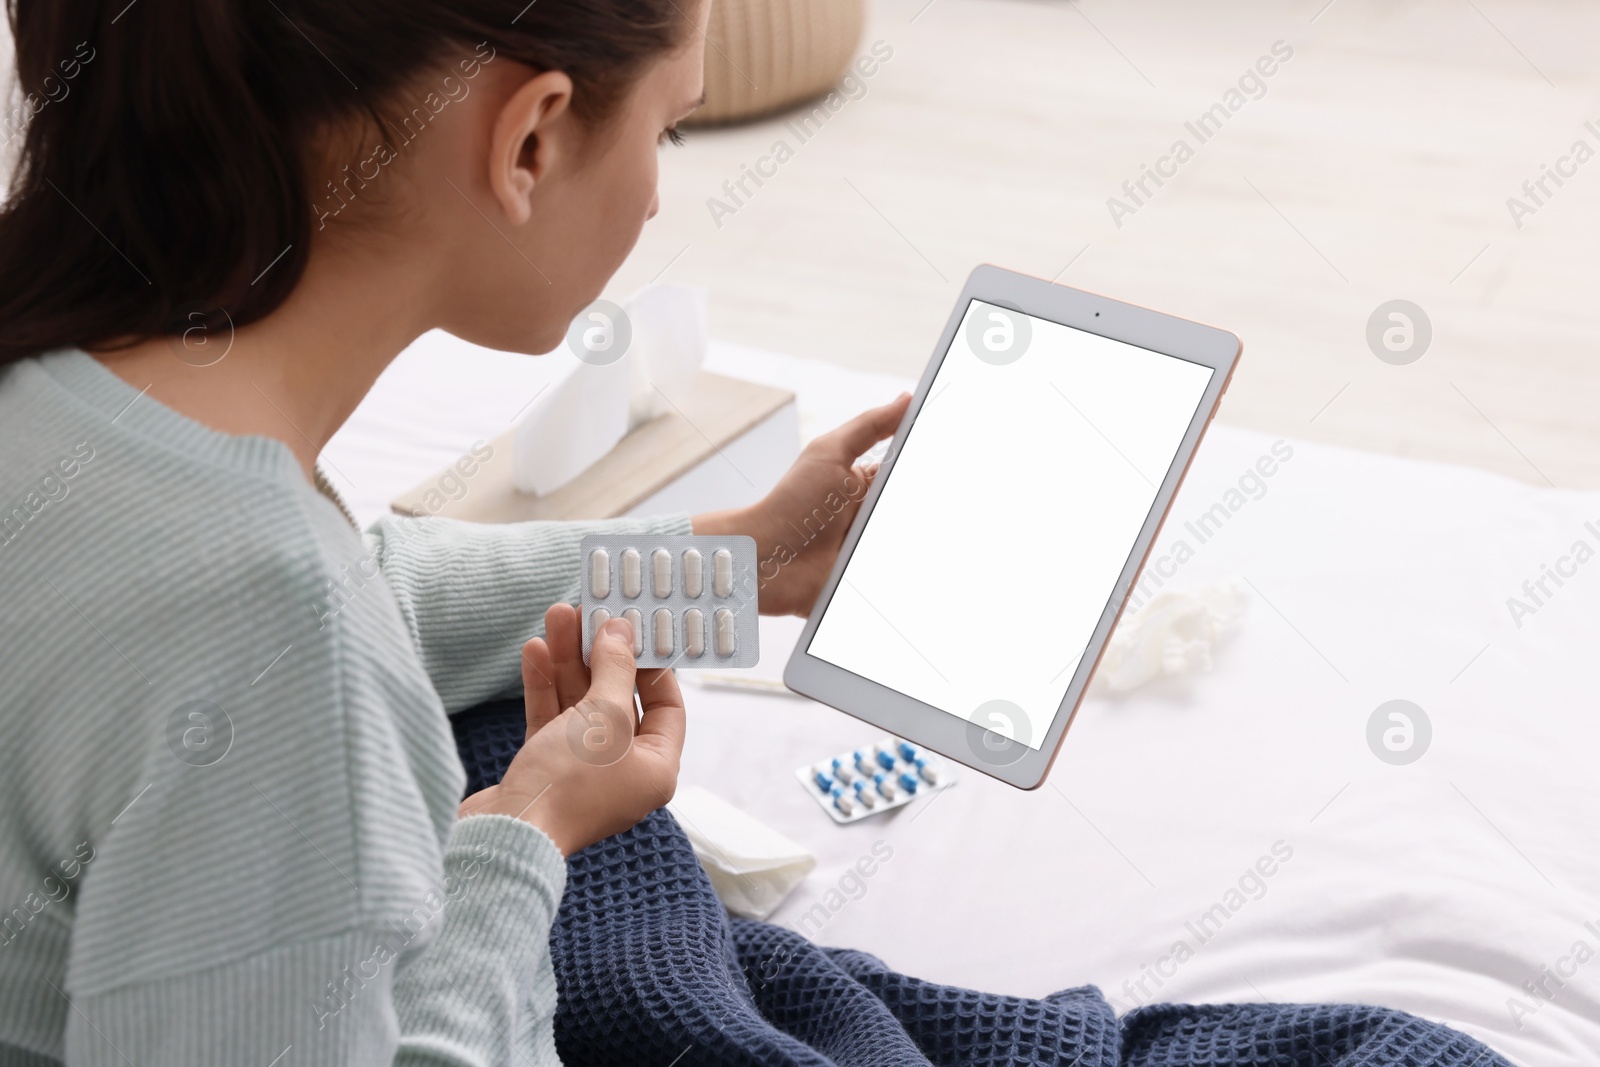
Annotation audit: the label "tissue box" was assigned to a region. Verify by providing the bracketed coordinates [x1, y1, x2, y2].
[390, 372, 798, 523]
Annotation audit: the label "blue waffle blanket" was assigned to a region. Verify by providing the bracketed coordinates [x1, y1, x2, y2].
[453, 700, 1510, 1067]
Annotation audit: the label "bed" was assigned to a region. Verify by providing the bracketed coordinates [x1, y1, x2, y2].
[326, 332, 1600, 1067]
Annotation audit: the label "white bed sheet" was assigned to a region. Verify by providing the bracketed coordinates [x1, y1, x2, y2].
[328, 334, 1600, 1067]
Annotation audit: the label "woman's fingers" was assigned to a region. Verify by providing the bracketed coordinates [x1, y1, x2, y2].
[584, 617, 639, 711]
[821, 392, 910, 461]
[635, 668, 686, 747]
[544, 602, 591, 710]
[520, 637, 562, 734]
[633, 667, 685, 801]
[546, 606, 680, 761]
[478, 620, 686, 855]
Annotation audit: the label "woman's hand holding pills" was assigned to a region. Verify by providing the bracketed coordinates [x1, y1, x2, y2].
[465, 394, 909, 849]
[458, 604, 684, 856]
[694, 392, 911, 617]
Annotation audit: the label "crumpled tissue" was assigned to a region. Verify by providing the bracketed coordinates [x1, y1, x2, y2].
[667, 784, 817, 920]
[1090, 580, 1250, 695]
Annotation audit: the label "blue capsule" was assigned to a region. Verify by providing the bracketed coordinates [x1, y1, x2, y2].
[876, 750, 897, 771]
[898, 772, 919, 795]
[814, 770, 835, 793]
[830, 783, 855, 815]
[873, 772, 897, 799]
[897, 741, 918, 762]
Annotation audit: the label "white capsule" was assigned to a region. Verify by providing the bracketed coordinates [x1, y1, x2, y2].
[683, 549, 703, 598]
[653, 608, 674, 657]
[834, 793, 856, 816]
[621, 548, 642, 598]
[652, 548, 672, 598]
[590, 608, 610, 640]
[714, 608, 736, 657]
[713, 549, 734, 598]
[589, 549, 610, 598]
[622, 608, 643, 657]
[684, 608, 705, 658]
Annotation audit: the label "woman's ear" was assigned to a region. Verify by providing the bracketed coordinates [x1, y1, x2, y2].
[489, 70, 576, 226]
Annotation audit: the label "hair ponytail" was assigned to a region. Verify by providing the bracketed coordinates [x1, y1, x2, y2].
[0, 0, 690, 366]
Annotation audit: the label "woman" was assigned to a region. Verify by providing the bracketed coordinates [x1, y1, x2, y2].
[0, 0, 906, 1063]
[0, 3, 1523, 1066]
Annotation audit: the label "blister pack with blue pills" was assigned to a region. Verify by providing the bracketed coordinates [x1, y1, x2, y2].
[796, 737, 955, 823]
[579, 533, 760, 669]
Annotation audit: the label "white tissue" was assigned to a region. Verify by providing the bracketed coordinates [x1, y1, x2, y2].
[667, 784, 817, 920]
[512, 285, 708, 497]
[1090, 580, 1250, 695]
[511, 354, 630, 497]
[624, 284, 707, 430]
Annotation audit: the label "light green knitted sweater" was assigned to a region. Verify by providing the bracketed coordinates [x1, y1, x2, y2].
[0, 350, 691, 1065]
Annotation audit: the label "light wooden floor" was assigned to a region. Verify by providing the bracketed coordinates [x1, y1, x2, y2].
[609, 0, 1600, 487]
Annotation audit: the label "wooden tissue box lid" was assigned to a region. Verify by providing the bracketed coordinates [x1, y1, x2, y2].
[390, 371, 795, 524]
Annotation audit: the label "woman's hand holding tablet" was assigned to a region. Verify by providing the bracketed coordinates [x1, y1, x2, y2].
[784, 265, 1242, 789]
[694, 392, 911, 617]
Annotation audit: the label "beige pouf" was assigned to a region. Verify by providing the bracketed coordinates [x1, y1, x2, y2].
[689, 0, 868, 126]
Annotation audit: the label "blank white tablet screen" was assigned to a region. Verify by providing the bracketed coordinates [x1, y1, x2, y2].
[806, 299, 1215, 750]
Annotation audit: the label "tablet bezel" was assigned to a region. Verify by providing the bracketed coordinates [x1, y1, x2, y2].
[782, 264, 1243, 789]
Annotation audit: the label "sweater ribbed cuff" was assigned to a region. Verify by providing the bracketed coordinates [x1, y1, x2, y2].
[441, 814, 566, 943]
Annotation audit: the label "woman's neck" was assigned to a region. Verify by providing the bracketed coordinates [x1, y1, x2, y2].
[91, 232, 439, 484]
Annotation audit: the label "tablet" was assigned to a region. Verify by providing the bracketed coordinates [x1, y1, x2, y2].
[783, 265, 1242, 789]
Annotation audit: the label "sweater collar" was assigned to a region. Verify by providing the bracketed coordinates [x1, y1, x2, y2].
[37, 348, 308, 484]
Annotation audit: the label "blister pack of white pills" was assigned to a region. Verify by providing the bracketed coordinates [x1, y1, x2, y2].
[579, 534, 760, 669]
[796, 737, 955, 823]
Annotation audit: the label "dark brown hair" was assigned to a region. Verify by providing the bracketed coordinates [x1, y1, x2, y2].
[0, 0, 689, 365]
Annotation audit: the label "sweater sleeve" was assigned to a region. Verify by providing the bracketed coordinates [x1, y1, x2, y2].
[365, 513, 694, 712]
[65, 817, 567, 1067]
